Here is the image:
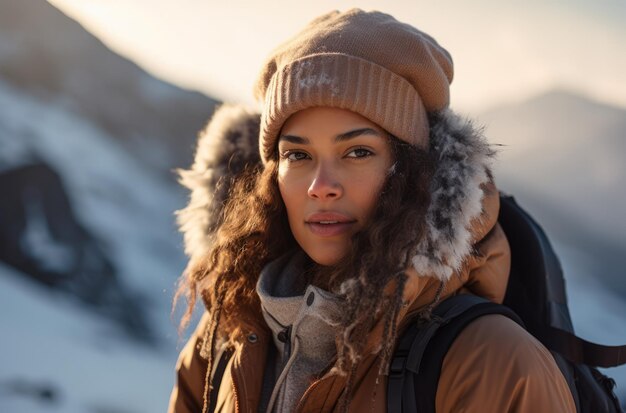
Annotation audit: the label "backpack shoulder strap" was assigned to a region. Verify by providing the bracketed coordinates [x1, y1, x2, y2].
[387, 294, 524, 413]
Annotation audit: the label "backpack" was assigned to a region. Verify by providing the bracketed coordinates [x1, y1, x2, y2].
[387, 194, 626, 413]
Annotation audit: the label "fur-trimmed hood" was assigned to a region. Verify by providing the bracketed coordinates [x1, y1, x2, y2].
[176, 104, 261, 260]
[176, 104, 504, 288]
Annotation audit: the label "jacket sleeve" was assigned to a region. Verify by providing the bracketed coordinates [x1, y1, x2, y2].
[436, 314, 577, 413]
[168, 312, 210, 413]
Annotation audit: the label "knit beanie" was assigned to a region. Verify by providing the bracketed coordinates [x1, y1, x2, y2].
[254, 8, 454, 163]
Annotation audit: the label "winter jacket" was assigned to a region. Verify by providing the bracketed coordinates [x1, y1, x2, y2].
[168, 106, 576, 413]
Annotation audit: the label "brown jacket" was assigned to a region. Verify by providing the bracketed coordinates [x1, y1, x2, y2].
[168, 183, 576, 413]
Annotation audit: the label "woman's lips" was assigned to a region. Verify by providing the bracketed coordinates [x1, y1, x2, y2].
[306, 221, 356, 237]
[305, 212, 356, 237]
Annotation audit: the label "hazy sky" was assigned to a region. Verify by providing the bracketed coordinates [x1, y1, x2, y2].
[48, 0, 626, 115]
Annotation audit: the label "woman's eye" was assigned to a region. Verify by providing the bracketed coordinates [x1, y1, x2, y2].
[283, 150, 310, 162]
[346, 147, 373, 158]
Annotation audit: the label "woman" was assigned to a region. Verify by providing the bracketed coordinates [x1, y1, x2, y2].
[169, 9, 576, 413]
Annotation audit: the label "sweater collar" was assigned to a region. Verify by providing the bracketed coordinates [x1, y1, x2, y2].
[256, 250, 344, 337]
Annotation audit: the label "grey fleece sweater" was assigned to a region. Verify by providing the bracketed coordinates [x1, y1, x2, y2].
[256, 251, 344, 413]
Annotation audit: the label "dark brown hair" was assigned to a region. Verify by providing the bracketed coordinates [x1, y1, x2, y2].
[174, 134, 434, 411]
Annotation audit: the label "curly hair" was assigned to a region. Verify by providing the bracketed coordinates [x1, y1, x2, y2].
[174, 158, 292, 335]
[174, 134, 434, 412]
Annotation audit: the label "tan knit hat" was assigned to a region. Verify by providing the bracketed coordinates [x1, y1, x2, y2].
[254, 8, 454, 163]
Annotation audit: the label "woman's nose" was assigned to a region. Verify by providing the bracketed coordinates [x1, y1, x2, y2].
[307, 163, 343, 200]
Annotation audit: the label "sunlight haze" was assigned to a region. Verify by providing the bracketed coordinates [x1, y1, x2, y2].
[47, 0, 626, 115]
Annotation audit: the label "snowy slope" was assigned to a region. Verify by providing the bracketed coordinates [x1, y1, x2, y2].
[0, 78, 186, 304]
[0, 77, 189, 410]
[0, 263, 178, 413]
[1, 2, 204, 410]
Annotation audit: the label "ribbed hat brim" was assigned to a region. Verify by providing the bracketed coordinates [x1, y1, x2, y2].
[260, 53, 429, 163]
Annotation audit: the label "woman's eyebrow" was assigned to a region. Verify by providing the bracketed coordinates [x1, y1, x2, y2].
[278, 135, 309, 144]
[335, 128, 384, 142]
[279, 128, 383, 145]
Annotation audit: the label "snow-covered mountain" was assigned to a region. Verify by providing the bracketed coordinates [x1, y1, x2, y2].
[0, 76, 188, 410]
[0, 0, 216, 341]
[0, 1, 211, 409]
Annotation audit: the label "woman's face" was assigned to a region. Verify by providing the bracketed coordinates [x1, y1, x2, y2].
[277, 107, 394, 266]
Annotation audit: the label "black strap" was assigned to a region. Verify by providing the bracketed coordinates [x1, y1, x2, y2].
[387, 311, 449, 413]
[387, 295, 524, 413]
[540, 326, 626, 368]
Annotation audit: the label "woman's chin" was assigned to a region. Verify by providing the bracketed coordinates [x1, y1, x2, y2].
[304, 248, 346, 268]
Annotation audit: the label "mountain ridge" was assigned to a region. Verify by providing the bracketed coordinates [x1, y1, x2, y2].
[0, 0, 218, 176]
[479, 88, 626, 294]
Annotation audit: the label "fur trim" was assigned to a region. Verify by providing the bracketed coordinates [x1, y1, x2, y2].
[176, 104, 261, 260]
[411, 109, 495, 281]
[177, 105, 494, 280]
